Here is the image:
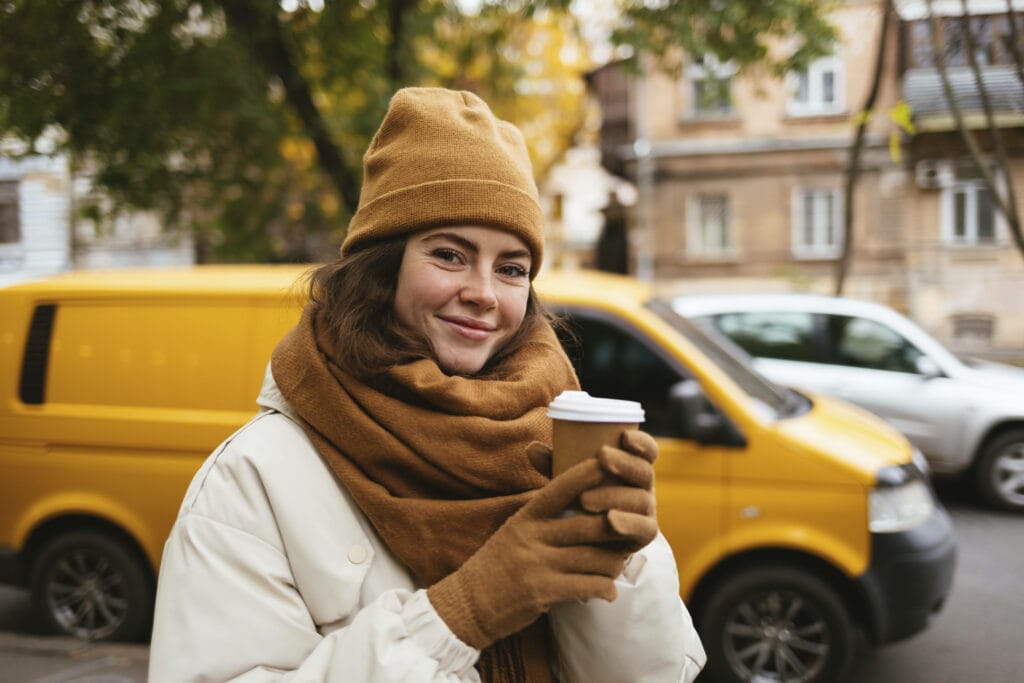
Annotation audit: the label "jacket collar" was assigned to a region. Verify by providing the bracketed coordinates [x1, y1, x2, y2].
[256, 362, 300, 421]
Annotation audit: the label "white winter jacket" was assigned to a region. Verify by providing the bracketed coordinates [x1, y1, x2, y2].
[148, 366, 706, 682]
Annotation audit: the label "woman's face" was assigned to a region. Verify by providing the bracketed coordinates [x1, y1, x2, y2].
[394, 225, 532, 375]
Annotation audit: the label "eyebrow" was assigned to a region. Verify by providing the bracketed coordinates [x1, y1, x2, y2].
[422, 232, 532, 261]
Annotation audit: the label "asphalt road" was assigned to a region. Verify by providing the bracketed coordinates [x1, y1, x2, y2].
[0, 477, 1020, 682]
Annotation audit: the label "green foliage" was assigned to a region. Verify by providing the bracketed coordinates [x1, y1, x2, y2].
[0, 0, 838, 262]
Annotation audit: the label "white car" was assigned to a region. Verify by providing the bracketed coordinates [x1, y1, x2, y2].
[673, 293, 1024, 511]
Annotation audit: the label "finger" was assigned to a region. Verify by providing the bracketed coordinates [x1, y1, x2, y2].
[620, 430, 659, 463]
[551, 545, 627, 578]
[526, 458, 604, 518]
[540, 511, 625, 546]
[598, 446, 655, 489]
[579, 486, 655, 516]
[607, 509, 659, 548]
[525, 441, 553, 478]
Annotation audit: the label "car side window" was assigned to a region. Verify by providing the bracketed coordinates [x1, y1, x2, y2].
[554, 312, 686, 437]
[826, 315, 924, 373]
[707, 311, 817, 362]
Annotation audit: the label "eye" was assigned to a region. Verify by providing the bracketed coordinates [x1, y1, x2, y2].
[431, 248, 462, 264]
[497, 263, 529, 279]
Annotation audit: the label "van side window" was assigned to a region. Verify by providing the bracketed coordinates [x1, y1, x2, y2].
[555, 312, 685, 436]
[19, 304, 57, 405]
[708, 311, 818, 362]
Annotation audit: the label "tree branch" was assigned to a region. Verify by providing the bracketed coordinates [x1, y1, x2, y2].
[925, 0, 1024, 260]
[958, 0, 1022, 253]
[835, 0, 892, 295]
[219, 0, 361, 215]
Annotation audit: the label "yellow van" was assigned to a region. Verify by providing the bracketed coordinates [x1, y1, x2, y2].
[0, 266, 955, 683]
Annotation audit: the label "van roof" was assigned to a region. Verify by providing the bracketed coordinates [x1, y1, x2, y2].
[1, 265, 655, 306]
[0, 265, 316, 297]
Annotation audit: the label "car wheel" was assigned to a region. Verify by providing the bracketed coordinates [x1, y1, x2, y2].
[30, 530, 153, 642]
[975, 429, 1024, 512]
[699, 565, 857, 683]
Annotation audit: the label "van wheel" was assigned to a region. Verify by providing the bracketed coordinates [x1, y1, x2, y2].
[30, 530, 153, 642]
[699, 566, 856, 683]
[975, 429, 1024, 512]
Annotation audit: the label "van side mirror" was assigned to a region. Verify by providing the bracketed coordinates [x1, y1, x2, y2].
[669, 379, 746, 447]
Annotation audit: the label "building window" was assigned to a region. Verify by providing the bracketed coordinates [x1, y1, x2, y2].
[686, 55, 735, 117]
[687, 193, 734, 258]
[788, 54, 844, 116]
[906, 14, 1023, 68]
[942, 164, 999, 245]
[0, 181, 20, 244]
[792, 188, 842, 259]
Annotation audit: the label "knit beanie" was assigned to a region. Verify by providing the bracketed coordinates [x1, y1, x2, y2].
[341, 87, 545, 274]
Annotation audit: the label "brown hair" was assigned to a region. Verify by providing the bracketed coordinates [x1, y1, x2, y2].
[307, 237, 551, 380]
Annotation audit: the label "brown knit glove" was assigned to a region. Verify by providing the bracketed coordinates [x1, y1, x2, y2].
[527, 429, 659, 552]
[428, 458, 630, 650]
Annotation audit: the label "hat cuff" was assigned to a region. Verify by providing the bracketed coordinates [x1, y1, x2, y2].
[343, 179, 544, 276]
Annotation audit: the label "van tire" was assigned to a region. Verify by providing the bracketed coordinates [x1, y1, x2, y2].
[30, 530, 153, 642]
[975, 428, 1024, 512]
[699, 565, 856, 683]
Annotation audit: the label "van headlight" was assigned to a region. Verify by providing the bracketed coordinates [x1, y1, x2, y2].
[910, 448, 930, 476]
[869, 478, 933, 533]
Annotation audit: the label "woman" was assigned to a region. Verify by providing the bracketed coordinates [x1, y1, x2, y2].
[148, 87, 705, 682]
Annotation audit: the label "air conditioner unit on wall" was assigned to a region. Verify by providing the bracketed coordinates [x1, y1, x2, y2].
[915, 160, 955, 189]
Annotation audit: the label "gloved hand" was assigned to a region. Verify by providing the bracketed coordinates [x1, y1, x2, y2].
[527, 429, 659, 552]
[428, 457, 630, 650]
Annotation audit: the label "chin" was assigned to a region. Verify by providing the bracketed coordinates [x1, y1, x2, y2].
[436, 352, 488, 377]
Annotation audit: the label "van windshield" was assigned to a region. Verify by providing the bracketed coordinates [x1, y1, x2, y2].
[646, 299, 807, 419]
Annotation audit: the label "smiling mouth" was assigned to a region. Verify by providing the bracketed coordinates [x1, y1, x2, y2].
[440, 316, 495, 340]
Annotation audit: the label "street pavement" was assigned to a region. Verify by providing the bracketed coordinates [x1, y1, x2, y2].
[0, 629, 148, 683]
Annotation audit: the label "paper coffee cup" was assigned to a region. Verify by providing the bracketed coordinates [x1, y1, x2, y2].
[547, 391, 645, 476]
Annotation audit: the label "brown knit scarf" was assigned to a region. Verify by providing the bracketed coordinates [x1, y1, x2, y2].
[271, 303, 579, 682]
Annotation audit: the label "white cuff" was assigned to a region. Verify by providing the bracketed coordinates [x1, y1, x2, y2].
[403, 589, 480, 675]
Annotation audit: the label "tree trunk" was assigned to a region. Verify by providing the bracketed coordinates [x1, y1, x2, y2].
[219, 0, 362, 215]
[835, 0, 893, 295]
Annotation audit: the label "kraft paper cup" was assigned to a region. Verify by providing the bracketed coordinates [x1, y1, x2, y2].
[547, 391, 645, 476]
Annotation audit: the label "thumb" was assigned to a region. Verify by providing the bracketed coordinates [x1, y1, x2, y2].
[526, 441, 553, 478]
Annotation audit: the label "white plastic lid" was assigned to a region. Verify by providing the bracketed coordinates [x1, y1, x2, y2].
[546, 390, 645, 423]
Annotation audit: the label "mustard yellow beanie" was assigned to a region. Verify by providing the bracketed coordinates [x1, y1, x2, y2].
[341, 87, 544, 274]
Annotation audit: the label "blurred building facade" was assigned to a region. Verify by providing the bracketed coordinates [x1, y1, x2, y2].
[587, 0, 1024, 360]
[0, 154, 193, 287]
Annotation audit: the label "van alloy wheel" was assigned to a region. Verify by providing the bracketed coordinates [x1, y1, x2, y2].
[30, 530, 153, 642]
[700, 566, 856, 683]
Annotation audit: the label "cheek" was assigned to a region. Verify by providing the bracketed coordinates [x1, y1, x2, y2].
[501, 289, 530, 329]
[394, 267, 452, 324]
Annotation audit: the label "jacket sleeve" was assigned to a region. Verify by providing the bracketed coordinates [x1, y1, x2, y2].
[148, 512, 480, 683]
[548, 533, 706, 683]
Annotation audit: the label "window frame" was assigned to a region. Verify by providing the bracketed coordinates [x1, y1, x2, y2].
[791, 187, 843, 259]
[0, 179, 20, 245]
[786, 52, 845, 117]
[940, 175, 1003, 246]
[687, 192, 736, 260]
[685, 54, 737, 119]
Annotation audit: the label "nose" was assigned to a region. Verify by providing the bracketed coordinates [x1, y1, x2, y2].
[460, 269, 497, 308]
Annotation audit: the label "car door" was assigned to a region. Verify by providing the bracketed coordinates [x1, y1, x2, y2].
[814, 313, 967, 464]
[553, 307, 724, 582]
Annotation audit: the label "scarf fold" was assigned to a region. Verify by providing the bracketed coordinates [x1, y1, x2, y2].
[271, 303, 579, 682]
